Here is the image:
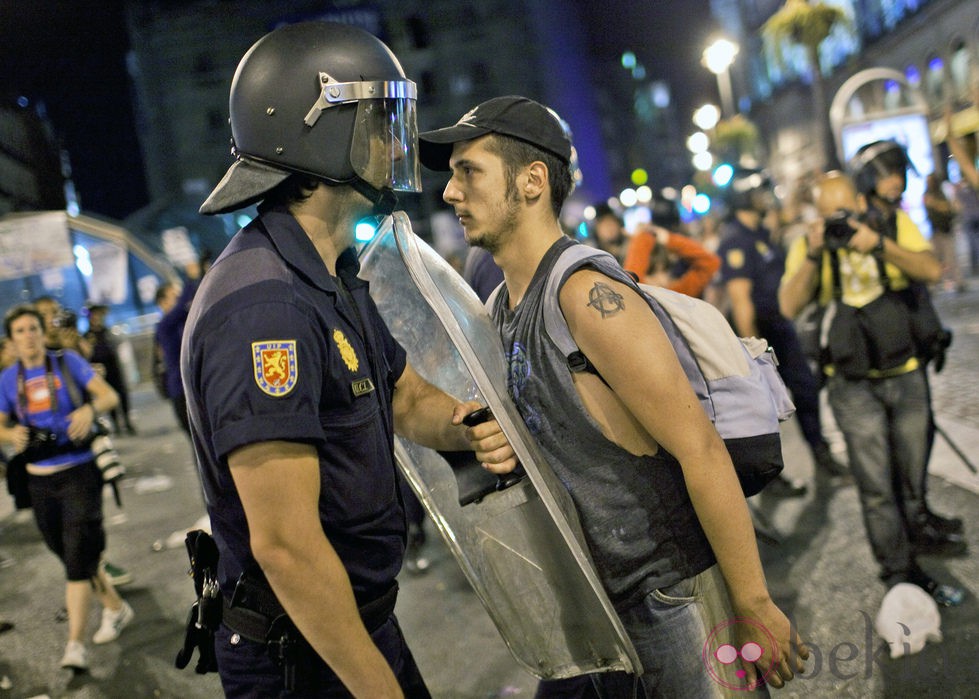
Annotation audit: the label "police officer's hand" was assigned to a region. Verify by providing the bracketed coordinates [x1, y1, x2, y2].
[67, 403, 96, 442]
[452, 402, 518, 474]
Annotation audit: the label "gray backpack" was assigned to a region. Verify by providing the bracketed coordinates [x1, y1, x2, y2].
[534, 243, 795, 496]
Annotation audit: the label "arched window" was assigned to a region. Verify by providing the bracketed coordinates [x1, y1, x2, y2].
[904, 63, 921, 87]
[924, 53, 945, 105]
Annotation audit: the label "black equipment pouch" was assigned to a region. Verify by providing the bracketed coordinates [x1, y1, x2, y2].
[174, 529, 221, 674]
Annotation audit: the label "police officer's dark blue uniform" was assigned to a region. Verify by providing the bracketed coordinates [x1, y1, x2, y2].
[179, 21, 520, 698]
[719, 171, 842, 479]
[183, 207, 423, 696]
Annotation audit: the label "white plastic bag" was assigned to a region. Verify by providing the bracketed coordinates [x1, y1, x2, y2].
[874, 583, 942, 658]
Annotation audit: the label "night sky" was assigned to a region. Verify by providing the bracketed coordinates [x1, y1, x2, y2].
[0, 0, 146, 219]
[1, 0, 717, 221]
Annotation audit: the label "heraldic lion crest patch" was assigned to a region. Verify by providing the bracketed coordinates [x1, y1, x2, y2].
[252, 340, 298, 396]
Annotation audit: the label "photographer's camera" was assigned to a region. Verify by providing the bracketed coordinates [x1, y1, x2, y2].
[824, 211, 856, 250]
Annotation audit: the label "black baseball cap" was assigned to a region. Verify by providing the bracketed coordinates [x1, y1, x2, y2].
[419, 96, 572, 171]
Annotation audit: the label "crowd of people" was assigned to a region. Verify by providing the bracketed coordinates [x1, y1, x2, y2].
[1, 18, 977, 698]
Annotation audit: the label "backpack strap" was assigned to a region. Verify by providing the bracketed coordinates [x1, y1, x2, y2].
[54, 351, 87, 410]
[541, 244, 627, 377]
[13, 351, 87, 427]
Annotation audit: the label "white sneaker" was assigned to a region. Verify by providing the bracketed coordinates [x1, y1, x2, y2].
[60, 640, 88, 671]
[93, 601, 134, 644]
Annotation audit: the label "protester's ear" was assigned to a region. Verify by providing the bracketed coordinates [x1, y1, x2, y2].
[524, 161, 547, 199]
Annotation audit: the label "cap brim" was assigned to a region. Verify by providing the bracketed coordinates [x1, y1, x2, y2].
[419, 125, 490, 171]
[199, 158, 292, 215]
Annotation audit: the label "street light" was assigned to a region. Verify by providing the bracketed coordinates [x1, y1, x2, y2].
[702, 38, 739, 117]
[693, 103, 721, 131]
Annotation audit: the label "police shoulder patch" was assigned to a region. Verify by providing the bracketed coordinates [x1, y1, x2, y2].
[252, 340, 298, 397]
[726, 249, 745, 269]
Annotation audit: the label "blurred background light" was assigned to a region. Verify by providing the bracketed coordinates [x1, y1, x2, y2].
[712, 163, 734, 187]
[355, 220, 379, 242]
[692, 151, 714, 171]
[686, 131, 710, 153]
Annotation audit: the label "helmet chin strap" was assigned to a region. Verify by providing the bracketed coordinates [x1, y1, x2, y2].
[350, 178, 399, 216]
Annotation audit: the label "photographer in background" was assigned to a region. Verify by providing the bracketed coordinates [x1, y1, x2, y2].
[0, 305, 133, 672]
[779, 170, 964, 607]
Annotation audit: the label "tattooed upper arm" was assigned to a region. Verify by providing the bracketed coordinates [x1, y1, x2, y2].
[585, 281, 625, 319]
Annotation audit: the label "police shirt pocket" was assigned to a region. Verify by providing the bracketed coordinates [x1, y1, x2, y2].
[318, 400, 397, 522]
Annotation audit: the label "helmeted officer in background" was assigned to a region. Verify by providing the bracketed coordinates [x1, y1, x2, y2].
[718, 168, 846, 491]
[186, 22, 515, 697]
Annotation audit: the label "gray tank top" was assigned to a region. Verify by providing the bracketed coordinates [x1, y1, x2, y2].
[490, 237, 715, 609]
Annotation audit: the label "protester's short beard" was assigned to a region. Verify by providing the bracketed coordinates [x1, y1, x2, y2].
[474, 178, 521, 255]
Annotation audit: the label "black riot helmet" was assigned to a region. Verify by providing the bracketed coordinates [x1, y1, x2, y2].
[727, 167, 775, 213]
[200, 21, 421, 216]
[847, 139, 914, 198]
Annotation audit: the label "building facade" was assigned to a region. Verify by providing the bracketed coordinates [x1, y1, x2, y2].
[710, 0, 978, 185]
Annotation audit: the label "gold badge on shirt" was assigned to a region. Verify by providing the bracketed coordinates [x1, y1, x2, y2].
[333, 329, 359, 372]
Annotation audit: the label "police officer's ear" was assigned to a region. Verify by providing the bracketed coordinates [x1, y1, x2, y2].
[523, 161, 547, 201]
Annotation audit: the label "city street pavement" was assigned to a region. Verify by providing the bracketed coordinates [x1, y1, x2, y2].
[0, 281, 977, 698]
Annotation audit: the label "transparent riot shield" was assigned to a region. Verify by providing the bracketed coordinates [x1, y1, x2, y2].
[358, 212, 641, 680]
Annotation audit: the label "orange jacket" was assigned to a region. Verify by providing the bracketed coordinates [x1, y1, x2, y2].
[622, 228, 721, 298]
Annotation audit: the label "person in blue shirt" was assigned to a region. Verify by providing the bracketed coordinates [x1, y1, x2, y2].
[0, 305, 132, 672]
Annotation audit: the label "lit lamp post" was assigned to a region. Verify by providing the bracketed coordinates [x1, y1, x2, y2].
[702, 38, 739, 117]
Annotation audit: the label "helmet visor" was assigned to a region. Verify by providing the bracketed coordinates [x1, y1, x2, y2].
[349, 96, 421, 193]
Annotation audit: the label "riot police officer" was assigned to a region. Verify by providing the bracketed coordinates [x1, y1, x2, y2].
[185, 22, 514, 697]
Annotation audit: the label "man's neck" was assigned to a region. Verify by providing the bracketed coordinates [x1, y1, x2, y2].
[493, 214, 565, 308]
[19, 351, 45, 369]
[290, 185, 363, 276]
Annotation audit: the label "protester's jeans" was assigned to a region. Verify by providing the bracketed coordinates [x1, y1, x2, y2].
[603, 564, 770, 698]
[827, 369, 929, 582]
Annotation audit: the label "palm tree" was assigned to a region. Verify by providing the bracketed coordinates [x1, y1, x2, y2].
[762, 0, 850, 168]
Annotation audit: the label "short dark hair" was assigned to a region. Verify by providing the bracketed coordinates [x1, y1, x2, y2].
[155, 282, 175, 305]
[484, 134, 573, 217]
[258, 173, 323, 213]
[4, 305, 44, 338]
